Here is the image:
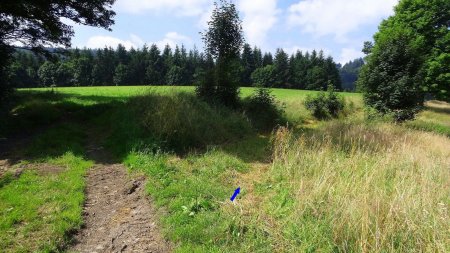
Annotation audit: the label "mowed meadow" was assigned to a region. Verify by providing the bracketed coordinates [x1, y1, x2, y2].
[1, 86, 449, 252]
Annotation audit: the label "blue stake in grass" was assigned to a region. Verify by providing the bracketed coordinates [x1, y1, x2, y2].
[230, 187, 241, 202]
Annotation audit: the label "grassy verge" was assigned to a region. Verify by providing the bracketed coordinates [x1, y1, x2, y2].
[0, 153, 92, 252]
[103, 92, 276, 252]
[0, 103, 92, 252]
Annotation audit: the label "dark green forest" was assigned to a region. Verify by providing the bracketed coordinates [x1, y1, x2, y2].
[7, 43, 355, 91]
[339, 58, 364, 91]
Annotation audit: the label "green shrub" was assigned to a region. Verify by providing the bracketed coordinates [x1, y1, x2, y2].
[251, 65, 277, 87]
[304, 85, 345, 119]
[243, 88, 285, 131]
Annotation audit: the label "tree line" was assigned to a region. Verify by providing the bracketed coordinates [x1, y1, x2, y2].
[339, 58, 364, 91]
[7, 43, 343, 90]
[0, 0, 117, 104]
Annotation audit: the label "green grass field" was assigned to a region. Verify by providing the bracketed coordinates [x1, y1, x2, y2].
[1, 86, 449, 252]
[22, 86, 361, 98]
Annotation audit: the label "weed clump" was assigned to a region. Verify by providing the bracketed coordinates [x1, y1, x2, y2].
[304, 85, 345, 119]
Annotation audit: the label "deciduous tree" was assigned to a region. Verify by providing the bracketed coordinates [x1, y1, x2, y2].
[358, 0, 449, 121]
[198, 0, 244, 106]
[0, 0, 116, 101]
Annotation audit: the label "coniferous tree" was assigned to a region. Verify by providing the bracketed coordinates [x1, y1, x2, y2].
[241, 43, 255, 86]
[291, 50, 308, 89]
[114, 63, 128, 86]
[146, 44, 163, 85]
[273, 48, 289, 88]
[262, 52, 273, 66]
[253, 47, 263, 69]
[7, 40, 343, 92]
[116, 44, 129, 65]
[340, 58, 364, 91]
[161, 45, 173, 84]
[325, 56, 342, 90]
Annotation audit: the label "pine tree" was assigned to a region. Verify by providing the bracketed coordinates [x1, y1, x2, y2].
[240, 43, 255, 86]
[273, 48, 289, 88]
[253, 47, 263, 68]
[262, 52, 273, 66]
[146, 44, 163, 85]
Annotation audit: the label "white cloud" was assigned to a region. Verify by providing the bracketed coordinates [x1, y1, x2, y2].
[81, 32, 192, 50]
[238, 0, 279, 48]
[85, 35, 139, 49]
[198, 6, 213, 29]
[115, 0, 210, 16]
[288, 0, 398, 41]
[338, 48, 364, 64]
[155, 32, 193, 49]
[130, 34, 144, 46]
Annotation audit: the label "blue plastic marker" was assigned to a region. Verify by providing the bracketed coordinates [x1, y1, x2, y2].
[230, 187, 241, 201]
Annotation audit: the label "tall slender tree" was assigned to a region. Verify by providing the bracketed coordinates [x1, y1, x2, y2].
[273, 48, 289, 88]
[146, 44, 163, 85]
[198, 0, 244, 106]
[241, 43, 255, 86]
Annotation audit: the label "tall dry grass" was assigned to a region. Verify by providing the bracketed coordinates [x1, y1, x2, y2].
[269, 122, 449, 252]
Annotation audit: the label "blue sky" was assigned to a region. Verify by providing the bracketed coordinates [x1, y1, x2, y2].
[70, 0, 399, 64]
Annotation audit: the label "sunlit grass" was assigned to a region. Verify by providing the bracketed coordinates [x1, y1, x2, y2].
[406, 101, 450, 137]
[261, 123, 450, 252]
[0, 153, 92, 252]
[6, 86, 448, 252]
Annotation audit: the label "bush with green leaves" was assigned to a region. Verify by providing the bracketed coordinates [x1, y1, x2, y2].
[251, 65, 277, 87]
[243, 88, 285, 131]
[358, 0, 450, 121]
[304, 86, 345, 120]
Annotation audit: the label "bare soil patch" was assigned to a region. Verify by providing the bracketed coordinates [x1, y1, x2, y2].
[70, 146, 171, 253]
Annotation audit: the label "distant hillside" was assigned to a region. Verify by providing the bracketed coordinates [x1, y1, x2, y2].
[340, 58, 365, 91]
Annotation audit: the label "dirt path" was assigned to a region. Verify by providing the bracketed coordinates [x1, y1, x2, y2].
[70, 144, 171, 252]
